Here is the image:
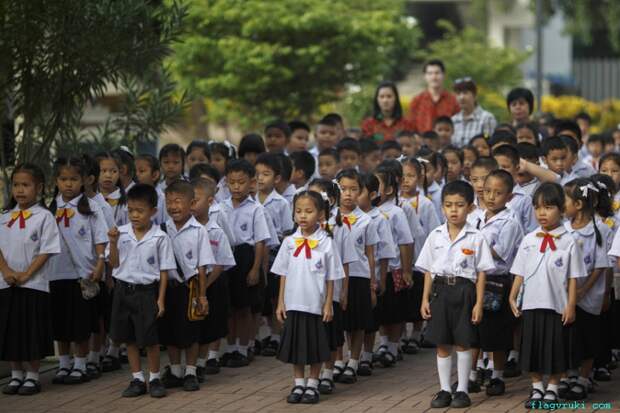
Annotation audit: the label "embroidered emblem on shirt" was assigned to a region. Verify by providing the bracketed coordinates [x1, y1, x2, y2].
[462, 248, 474, 255]
[490, 240, 496, 247]
[315, 260, 323, 271]
[240, 223, 248, 231]
[30, 233, 39, 242]
[555, 258, 563, 267]
[210, 239, 219, 247]
[356, 236, 363, 245]
[78, 226, 87, 237]
[584, 255, 591, 265]
[460, 260, 468, 269]
[147, 256, 155, 265]
[186, 250, 193, 260]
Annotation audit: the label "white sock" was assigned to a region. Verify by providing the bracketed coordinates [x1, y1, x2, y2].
[379, 335, 388, 347]
[133, 371, 145, 382]
[197, 358, 207, 368]
[235, 338, 240, 346]
[72, 357, 87, 374]
[238, 345, 248, 357]
[508, 350, 519, 362]
[107, 345, 120, 358]
[185, 365, 197, 376]
[208, 350, 219, 360]
[11, 370, 24, 381]
[469, 370, 477, 381]
[272, 334, 281, 343]
[476, 358, 485, 369]
[170, 364, 183, 378]
[361, 351, 372, 362]
[88, 351, 100, 364]
[22, 372, 39, 387]
[456, 350, 472, 393]
[149, 371, 160, 381]
[347, 359, 359, 372]
[249, 339, 255, 348]
[492, 370, 503, 380]
[321, 369, 333, 380]
[545, 383, 559, 399]
[574, 376, 588, 392]
[487, 359, 494, 370]
[335, 360, 346, 369]
[388, 341, 398, 355]
[532, 381, 544, 398]
[307, 378, 319, 389]
[293, 378, 305, 393]
[437, 355, 452, 392]
[59, 354, 71, 371]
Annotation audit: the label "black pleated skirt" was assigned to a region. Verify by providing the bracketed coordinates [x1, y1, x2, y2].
[200, 276, 230, 344]
[50, 279, 96, 342]
[406, 271, 425, 322]
[0, 287, 54, 361]
[478, 275, 513, 351]
[159, 282, 201, 348]
[277, 311, 331, 365]
[565, 306, 600, 369]
[343, 277, 373, 332]
[324, 302, 344, 351]
[377, 272, 408, 325]
[520, 309, 567, 375]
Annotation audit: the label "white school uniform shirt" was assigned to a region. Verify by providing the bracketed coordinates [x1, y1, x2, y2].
[338, 207, 379, 278]
[564, 220, 611, 315]
[424, 182, 444, 223]
[378, 199, 414, 270]
[415, 222, 495, 282]
[163, 217, 216, 282]
[271, 227, 345, 315]
[475, 208, 523, 275]
[517, 177, 540, 199]
[219, 196, 271, 247]
[205, 219, 236, 271]
[400, 200, 428, 263]
[507, 185, 536, 233]
[403, 194, 441, 235]
[261, 189, 294, 239]
[572, 159, 597, 178]
[612, 192, 620, 222]
[466, 197, 485, 227]
[510, 225, 587, 315]
[215, 177, 231, 203]
[559, 170, 579, 186]
[0, 205, 61, 292]
[49, 195, 109, 281]
[91, 193, 115, 229]
[328, 216, 359, 303]
[281, 184, 296, 207]
[107, 223, 176, 284]
[367, 207, 397, 281]
[208, 201, 236, 246]
[103, 188, 129, 227]
[152, 186, 168, 226]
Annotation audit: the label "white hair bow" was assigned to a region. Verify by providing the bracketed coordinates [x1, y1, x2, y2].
[332, 179, 342, 193]
[417, 157, 430, 164]
[319, 191, 329, 202]
[580, 183, 599, 197]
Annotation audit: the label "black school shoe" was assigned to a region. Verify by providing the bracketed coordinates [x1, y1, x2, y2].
[227, 351, 249, 367]
[486, 378, 505, 396]
[333, 365, 344, 382]
[2, 378, 23, 395]
[52, 368, 71, 384]
[503, 359, 521, 378]
[565, 382, 587, 401]
[86, 362, 101, 380]
[380, 351, 396, 368]
[339, 366, 357, 384]
[594, 367, 611, 381]
[318, 378, 335, 394]
[451, 380, 481, 394]
[101, 356, 121, 372]
[161, 366, 183, 388]
[358, 360, 373, 376]
[261, 340, 279, 357]
[286, 386, 305, 404]
[524, 388, 544, 409]
[220, 352, 232, 367]
[63, 369, 90, 384]
[122, 379, 147, 397]
[430, 390, 452, 408]
[17, 379, 41, 396]
[301, 387, 320, 404]
[450, 391, 471, 408]
[196, 366, 205, 383]
[149, 378, 166, 398]
[205, 358, 221, 374]
[183, 374, 200, 392]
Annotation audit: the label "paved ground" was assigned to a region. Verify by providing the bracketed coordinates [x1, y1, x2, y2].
[1, 349, 619, 412]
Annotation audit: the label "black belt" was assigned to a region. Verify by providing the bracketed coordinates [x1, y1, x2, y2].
[433, 275, 472, 286]
[116, 280, 157, 291]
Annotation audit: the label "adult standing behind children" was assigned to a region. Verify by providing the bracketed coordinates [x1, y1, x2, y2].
[451, 78, 497, 148]
[407, 60, 459, 134]
[361, 81, 414, 145]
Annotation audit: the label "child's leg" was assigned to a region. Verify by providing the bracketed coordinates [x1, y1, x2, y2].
[235, 308, 252, 354]
[454, 345, 472, 393]
[529, 372, 545, 404]
[436, 345, 453, 392]
[491, 351, 506, 378]
[544, 374, 561, 400]
[68, 340, 89, 378]
[8, 361, 24, 386]
[127, 343, 143, 374]
[20, 360, 41, 388]
[185, 343, 199, 376]
[146, 344, 161, 380]
[167, 346, 182, 378]
[469, 348, 480, 383]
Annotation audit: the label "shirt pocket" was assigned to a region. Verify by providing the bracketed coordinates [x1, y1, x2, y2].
[138, 241, 159, 274]
[73, 221, 92, 243]
[309, 250, 327, 277]
[545, 250, 569, 281]
[454, 248, 476, 278]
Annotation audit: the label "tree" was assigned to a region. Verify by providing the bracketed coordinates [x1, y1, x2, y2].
[0, 0, 186, 169]
[171, 0, 421, 128]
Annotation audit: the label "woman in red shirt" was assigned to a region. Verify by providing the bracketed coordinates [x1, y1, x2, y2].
[361, 81, 414, 145]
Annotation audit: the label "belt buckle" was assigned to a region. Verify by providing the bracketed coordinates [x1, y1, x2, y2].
[447, 276, 456, 286]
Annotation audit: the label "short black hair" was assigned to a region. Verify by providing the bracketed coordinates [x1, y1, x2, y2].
[165, 180, 195, 199]
[516, 142, 539, 160]
[289, 151, 316, 180]
[186, 140, 211, 161]
[600, 152, 620, 170]
[136, 154, 160, 173]
[159, 143, 186, 161]
[189, 163, 221, 182]
[336, 137, 361, 155]
[533, 182, 565, 212]
[396, 130, 415, 139]
[434, 116, 454, 128]
[554, 119, 582, 142]
[127, 183, 158, 208]
[422, 131, 439, 140]
[471, 156, 499, 172]
[238, 133, 266, 157]
[541, 136, 567, 157]
[359, 138, 379, 156]
[319, 148, 340, 162]
[486, 169, 514, 191]
[317, 116, 339, 127]
[209, 142, 235, 160]
[506, 87, 534, 114]
[255, 152, 282, 176]
[492, 144, 520, 167]
[225, 158, 256, 178]
[423, 59, 445, 73]
[288, 120, 310, 133]
[560, 135, 579, 155]
[575, 112, 591, 123]
[488, 130, 517, 148]
[191, 177, 217, 198]
[441, 180, 474, 204]
[587, 134, 605, 146]
[265, 119, 291, 138]
[323, 113, 344, 126]
[442, 145, 464, 164]
[276, 153, 293, 181]
[381, 140, 402, 153]
[515, 122, 541, 146]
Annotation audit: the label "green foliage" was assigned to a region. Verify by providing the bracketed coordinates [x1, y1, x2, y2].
[171, 0, 421, 128]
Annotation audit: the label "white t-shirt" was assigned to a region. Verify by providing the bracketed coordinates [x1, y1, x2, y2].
[511, 225, 587, 314]
[271, 227, 345, 315]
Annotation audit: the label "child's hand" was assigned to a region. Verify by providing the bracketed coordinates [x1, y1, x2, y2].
[576, 288, 585, 301]
[2, 269, 17, 285]
[509, 298, 521, 318]
[156, 298, 165, 318]
[90, 261, 104, 282]
[471, 303, 483, 325]
[562, 305, 575, 325]
[403, 270, 413, 287]
[246, 267, 259, 286]
[322, 301, 333, 322]
[370, 288, 377, 308]
[420, 299, 431, 320]
[379, 278, 387, 296]
[108, 227, 120, 244]
[198, 296, 209, 315]
[339, 289, 348, 311]
[13, 271, 30, 286]
[602, 293, 611, 312]
[276, 304, 287, 323]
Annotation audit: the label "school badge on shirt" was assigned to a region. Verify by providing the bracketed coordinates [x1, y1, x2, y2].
[356, 236, 363, 245]
[186, 250, 193, 260]
[78, 226, 87, 237]
[315, 260, 323, 271]
[147, 256, 155, 265]
[240, 223, 248, 232]
[584, 255, 591, 265]
[460, 260, 468, 269]
[554, 257, 563, 267]
[30, 232, 39, 242]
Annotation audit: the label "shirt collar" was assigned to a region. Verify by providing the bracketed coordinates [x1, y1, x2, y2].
[436, 222, 477, 244]
[263, 189, 280, 205]
[224, 195, 254, 209]
[121, 223, 164, 243]
[10, 204, 44, 215]
[166, 216, 202, 235]
[56, 194, 83, 208]
[105, 188, 121, 200]
[293, 226, 326, 242]
[564, 220, 595, 236]
[482, 207, 511, 225]
[535, 224, 567, 238]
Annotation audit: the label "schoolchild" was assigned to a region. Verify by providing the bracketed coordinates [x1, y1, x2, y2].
[186, 140, 211, 172]
[275, 153, 296, 206]
[97, 152, 129, 226]
[157, 144, 187, 193]
[134, 154, 167, 225]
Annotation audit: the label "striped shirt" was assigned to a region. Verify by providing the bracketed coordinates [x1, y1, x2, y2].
[451, 105, 497, 148]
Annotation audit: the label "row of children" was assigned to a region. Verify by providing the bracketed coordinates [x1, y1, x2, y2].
[1, 110, 620, 409]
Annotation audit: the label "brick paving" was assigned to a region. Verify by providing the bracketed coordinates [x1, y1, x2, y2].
[1, 349, 619, 412]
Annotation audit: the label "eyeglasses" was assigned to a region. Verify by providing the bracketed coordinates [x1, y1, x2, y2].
[454, 77, 473, 85]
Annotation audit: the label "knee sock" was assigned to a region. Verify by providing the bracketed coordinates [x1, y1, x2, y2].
[71, 357, 87, 376]
[208, 350, 219, 360]
[508, 350, 519, 362]
[320, 369, 334, 380]
[532, 381, 544, 398]
[88, 351, 100, 364]
[456, 350, 472, 393]
[293, 378, 305, 393]
[437, 355, 452, 392]
[149, 371, 160, 381]
[492, 369, 503, 380]
[58, 354, 71, 371]
[22, 372, 40, 387]
[196, 358, 207, 368]
[11, 370, 24, 381]
[307, 378, 319, 389]
[170, 364, 183, 378]
[185, 365, 197, 376]
[545, 383, 559, 399]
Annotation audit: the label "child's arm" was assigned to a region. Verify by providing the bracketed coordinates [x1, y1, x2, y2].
[205, 265, 223, 290]
[247, 241, 265, 286]
[91, 243, 106, 282]
[563, 277, 577, 325]
[108, 227, 120, 269]
[602, 269, 613, 312]
[157, 270, 168, 318]
[472, 271, 486, 324]
[519, 159, 560, 183]
[576, 268, 603, 301]
[508, 275, 523, 317]
[400, 243, 414, 285]
[275, 276, 287, 322]
[197, 266, 208, 315]
[0, 251, 16, 285]
[378, 258, 388, 295]
[323, 280, 334, 322]
[420, 271, 433, 319]
[13, 254, 52, 286]
[365, 245, 376, 306]
[340, 263, 349, 310]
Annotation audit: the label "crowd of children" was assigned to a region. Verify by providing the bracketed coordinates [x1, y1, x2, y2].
[1, 79, 620, 410]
